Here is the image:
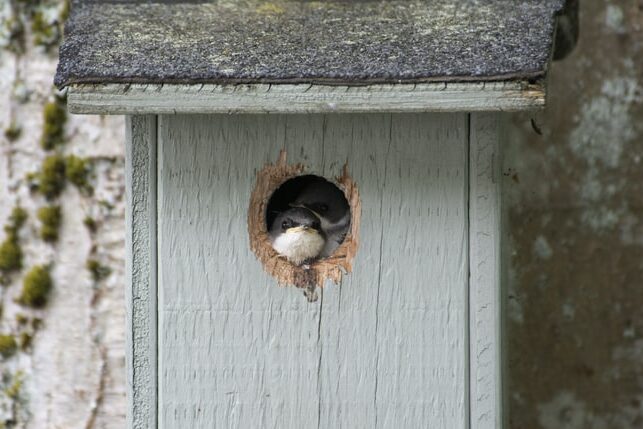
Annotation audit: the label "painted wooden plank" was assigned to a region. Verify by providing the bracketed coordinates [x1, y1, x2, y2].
[67, 81, 545, 115]
[317, 114, 469, 428]
[373, 114, 469, 428]
[157, 113, 469, 428]
[157, 115, 323, 428]
[308, 114, 392, 428]
[469, 113, 504, 429]
[125, 115, 158, 429]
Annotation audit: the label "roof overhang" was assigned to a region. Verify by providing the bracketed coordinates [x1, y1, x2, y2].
[57, 0, 571, 114]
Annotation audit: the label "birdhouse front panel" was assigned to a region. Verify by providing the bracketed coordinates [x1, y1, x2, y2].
[157, 113, 468, 428]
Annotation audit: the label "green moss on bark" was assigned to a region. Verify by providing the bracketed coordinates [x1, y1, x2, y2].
[4, 370, 23, 400]
[8, 206, 28, 233]
[0, 238, 22, 274]
[18, 332, 32, 350]
[86, 259, 111, 282]
[40, 101, 66, 150]
[0, 206, 28, 279]
[15, 314, 28, 325]
[37, 205, 62, 242]
[65, 155, 93, 195]
[4, 122, 22, 142]
[38, 154, 66, 199]
[83, 216, 97, 233]
[2, 14, 26, 54]
[18, 265, 52, 308]
[31, 10, 62, 49]
[0, 335, 17, 359]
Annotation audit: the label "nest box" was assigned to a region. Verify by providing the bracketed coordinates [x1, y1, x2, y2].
[55, 1, 575, 428]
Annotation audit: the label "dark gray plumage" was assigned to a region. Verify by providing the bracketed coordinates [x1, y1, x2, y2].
[292, 181, 350, 258]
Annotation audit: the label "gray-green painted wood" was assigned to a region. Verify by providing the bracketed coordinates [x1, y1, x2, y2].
[125, 115, 158, 429]
[156, 113, 469, 428]
[469, 113, 504, 428]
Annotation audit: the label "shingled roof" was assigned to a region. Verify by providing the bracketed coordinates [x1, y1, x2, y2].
[55, 0, 565, 88]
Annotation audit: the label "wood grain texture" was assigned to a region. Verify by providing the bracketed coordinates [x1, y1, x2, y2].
[469, 113, 503, 428]
[67, 82, 545, 115]
[157, 113, 469, 428]
[125, 115, 158, 429]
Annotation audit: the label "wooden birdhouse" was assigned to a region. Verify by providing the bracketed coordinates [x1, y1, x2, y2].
[55, 1, 575, 428]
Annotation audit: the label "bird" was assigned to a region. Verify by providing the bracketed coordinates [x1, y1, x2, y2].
[269, 207, 326, 266]
[291, 180, 350, 258]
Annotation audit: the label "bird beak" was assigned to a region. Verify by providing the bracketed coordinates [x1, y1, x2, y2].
[286, 225, 317, 234]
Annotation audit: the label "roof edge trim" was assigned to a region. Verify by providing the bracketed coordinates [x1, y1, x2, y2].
[66, 81, 546, 115]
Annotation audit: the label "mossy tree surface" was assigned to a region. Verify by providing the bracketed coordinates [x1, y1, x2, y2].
[83, 216, 97, 233]
[1, 7, 26, 54]
[0, 207, 28, 279]
[40, 100, 67, 150]
[37, 205, 62, 242]
[31, 10, 62, 49]
[0, 0, 124, 426]
[1, 0, 67, 54]
[37, 154, 66, 200]
[86, 258, 111, 282]
[18, 265, 53, 308]
[0, 238, 23, 275]
[0, 334, 18, 359]
[4, 121, 22, 141]
[65, 155, 93, 195]
[7, 207, 28, 232]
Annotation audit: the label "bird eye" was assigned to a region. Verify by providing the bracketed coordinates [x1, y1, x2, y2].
[281, 220, 290, 230]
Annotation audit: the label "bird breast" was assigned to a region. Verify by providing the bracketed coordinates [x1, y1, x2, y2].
[271, 229, 325, 265]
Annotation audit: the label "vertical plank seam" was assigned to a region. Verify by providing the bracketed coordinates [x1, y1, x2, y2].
[152, 115, 159, 429]
[125, 116, 134, 429]
[321, 116, 327, 172]
[499, 116, 508, 429]
[372, 225, 384, 429]
[316, 114, 327, 429]
[372, 114, 394, 429]
[316, 288, 324, 429]
[466, 113, 472, 429]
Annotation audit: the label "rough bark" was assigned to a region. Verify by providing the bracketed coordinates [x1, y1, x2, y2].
[0, 2, 126, 427]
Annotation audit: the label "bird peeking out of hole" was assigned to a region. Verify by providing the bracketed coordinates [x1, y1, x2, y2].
[270, 207, 326, 266]
[291, 181, 350, 258]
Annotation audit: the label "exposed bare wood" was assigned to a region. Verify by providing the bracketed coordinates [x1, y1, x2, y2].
[68, 82, 545, 115]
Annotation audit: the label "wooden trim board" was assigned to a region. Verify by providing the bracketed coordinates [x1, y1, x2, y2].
[468, 113, 504, 428]
[125, 115, 158, 429]
[68, 81, 544, 115]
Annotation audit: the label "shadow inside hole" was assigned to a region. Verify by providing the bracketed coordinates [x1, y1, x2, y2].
[265, 175, 350, 235]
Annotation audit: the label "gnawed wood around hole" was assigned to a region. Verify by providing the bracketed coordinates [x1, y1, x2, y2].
[248, 150, 360, 293]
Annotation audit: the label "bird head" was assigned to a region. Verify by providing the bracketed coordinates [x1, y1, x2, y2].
[275, 207, 323, 235]
[291, 181, 349, 225]
[269, 207, 326, 265]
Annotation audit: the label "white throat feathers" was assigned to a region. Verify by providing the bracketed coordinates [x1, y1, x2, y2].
[271, 226, 325, 266]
